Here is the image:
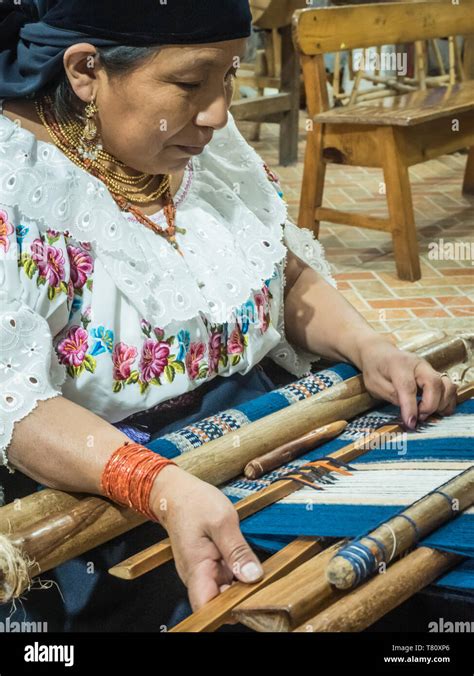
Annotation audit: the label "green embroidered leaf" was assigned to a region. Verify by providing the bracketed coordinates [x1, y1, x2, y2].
[86, 278, 93, 292]
[165, 337, 174, 345]
[113, 381, 123, 393]
[139, 380, 149, 395]
[83, 355, 97, 373]
[197, 366, 209, 379]
[126, 370, 140, 384]
[36, 275, 46, 287]
[24, 259, 37, 279]
[167, 354, 176, 362]
[47, 286, 57, 301]
[150, 377, 162, 386]
[219, 355, 228, 368]
[68, 364, 85, 378]
[231, 355, 241, 366]
[173, 360, 185, 375]
[76, 287, 83, 297]
[47, 233, 60, 245]
[163, 365, 175, 384]
[59, 281, 69, 294]
[243, 335, 249, 347]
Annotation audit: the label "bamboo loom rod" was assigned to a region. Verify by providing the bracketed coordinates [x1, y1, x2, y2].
[326, 465, 474, 590]
[293, 548, 463, 633]
[0, 334, 470, 598]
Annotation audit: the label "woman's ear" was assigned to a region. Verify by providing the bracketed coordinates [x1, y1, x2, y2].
[63, 43, 103, 103]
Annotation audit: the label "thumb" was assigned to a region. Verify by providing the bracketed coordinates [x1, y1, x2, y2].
[210, 517, 264, 584]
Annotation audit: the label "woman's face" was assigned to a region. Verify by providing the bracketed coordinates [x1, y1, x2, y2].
[63, 39, 247, 174]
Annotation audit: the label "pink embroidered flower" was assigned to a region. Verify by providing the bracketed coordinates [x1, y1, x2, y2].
[208, 331, 222, 374]
[31, 238, 66, 287]
[67, 244, 94, 289]
[56, 326, 89, 367]
[112, 342, 138, 381]
[79, 241, 92, 251]
[139, 338, 170, 382]
[0, 209, 14, 253]
[254, 291, 270, 333]
[227, 327, 244, 355]
[185, 341, 206, 380]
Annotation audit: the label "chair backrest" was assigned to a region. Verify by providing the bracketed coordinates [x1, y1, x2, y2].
[292, 0, 474, 54]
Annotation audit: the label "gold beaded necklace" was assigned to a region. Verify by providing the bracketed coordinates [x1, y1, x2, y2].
[35, 93, 187, 254]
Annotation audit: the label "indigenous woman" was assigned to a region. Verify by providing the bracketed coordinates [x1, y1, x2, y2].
[0, 0, 457, 631]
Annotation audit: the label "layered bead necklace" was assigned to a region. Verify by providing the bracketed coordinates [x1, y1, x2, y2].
[35, 93, 187, 255]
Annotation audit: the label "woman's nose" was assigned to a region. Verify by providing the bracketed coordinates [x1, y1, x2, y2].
[195, 92, 231, 131]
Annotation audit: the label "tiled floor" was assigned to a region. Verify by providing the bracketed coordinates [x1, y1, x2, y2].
[237, 113, 473, 342]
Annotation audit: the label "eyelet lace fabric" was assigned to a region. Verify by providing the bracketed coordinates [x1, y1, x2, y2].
[0, 109, 336, 465]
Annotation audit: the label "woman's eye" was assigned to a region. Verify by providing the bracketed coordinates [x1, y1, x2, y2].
[177, 82, 202, 90]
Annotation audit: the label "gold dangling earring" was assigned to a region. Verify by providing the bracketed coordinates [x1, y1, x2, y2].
[78, 97, 103, 161]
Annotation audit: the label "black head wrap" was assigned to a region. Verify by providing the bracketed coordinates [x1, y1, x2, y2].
[0, 0, 252, 98]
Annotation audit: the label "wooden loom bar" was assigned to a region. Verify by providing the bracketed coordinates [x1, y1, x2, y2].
[169, 537, 324, 633]
[327, 463, 474, 589]
[293, 548, 463, 633]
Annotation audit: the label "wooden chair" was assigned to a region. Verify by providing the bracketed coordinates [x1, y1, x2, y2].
[229, 0, 307, 165]
[293, 0, 474, 281]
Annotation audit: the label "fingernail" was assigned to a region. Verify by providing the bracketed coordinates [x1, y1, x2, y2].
[408, 416, 417, 429]
[241, 561, 263, 582]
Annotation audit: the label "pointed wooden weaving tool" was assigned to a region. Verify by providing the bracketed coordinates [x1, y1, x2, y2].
[243, 420, 348, 479]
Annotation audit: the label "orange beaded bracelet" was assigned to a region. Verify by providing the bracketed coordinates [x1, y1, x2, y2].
[100, 441, 177, 521]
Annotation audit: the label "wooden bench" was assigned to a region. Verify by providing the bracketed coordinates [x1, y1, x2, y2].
[292, 0, 474, 281]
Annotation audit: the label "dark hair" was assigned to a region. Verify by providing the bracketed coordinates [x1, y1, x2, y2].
[45, 45, 161, 122]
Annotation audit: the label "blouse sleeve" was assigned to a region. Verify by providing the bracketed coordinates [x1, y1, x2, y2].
[0, 204, 69, 470]
[263, 170, 338, 378]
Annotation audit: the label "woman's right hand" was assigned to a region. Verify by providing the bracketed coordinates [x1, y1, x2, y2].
[150, 465, 264, 611]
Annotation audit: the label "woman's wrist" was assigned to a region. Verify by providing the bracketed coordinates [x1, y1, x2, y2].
[149, 464, 187, 527]
[350, 330, 397, 371]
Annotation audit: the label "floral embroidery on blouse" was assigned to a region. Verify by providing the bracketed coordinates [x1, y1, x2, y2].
[53, 275, 275, 394]
[0, 208, 14, 253]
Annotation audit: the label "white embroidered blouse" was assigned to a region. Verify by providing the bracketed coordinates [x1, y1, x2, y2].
[0, 108, 336, 465]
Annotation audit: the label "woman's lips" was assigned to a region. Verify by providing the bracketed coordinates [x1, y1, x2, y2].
[172, 144, 205, 155]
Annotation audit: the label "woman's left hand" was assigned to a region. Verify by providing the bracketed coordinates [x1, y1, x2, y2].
[356, 336, 458, 429]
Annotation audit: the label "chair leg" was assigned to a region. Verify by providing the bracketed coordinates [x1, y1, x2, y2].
[380, 126, 421, 282]
[298, 126, 326, 237]
[279, 24, 300, 166]
[462, 146, 474, 195]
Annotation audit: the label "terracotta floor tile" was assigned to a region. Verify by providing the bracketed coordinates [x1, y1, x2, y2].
[436, 296, 474, 306]
[412, 308, 451, 318]
[369, 298, 437, 309]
